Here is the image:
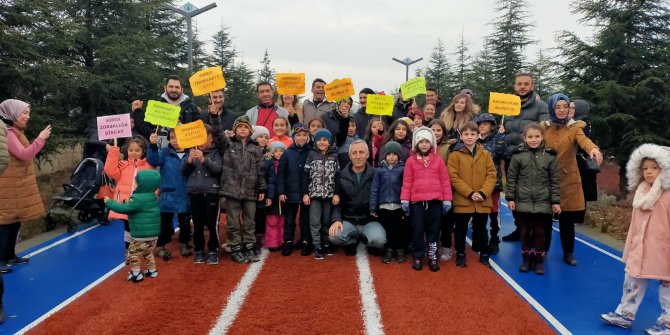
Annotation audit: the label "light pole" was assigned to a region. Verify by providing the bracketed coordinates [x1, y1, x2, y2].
[166, 2, 218, 72]
[392, 57, 423, 82]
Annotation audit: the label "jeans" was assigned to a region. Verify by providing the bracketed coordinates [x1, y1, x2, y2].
[309, 198, 332, 247]
[329, 220, 386, 249]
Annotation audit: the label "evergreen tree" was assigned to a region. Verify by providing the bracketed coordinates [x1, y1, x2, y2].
[467, 41, 496, 110]
[209, 24, 238, 71]
[425, 39, 456, 101]
[453, 29, 471, 91]
[257, 49, 275, 86]
[557, 0, 670, 195]
[225, 60, 258, 115]
[487, 0, 534, 92]
[528, 48, 561, 98]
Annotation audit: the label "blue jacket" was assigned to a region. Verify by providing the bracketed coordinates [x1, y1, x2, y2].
[370, 160, 405, 212]
[147, 144, 190, 213]
[276, 142, 310, 203]
[265, 157, 283, 215]
[478, 130, 506, 192]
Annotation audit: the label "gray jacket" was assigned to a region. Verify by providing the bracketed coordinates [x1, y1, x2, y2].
[245, 103, 289, 126]
[0, 120, 7, 175]
[302, 98, 335, 125]
[503, 91, 550, 156]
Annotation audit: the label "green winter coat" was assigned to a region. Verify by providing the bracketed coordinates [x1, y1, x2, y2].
[105, 170, 161, 238]
[505, 143, 561, 214]
[0, 121, 7, 175]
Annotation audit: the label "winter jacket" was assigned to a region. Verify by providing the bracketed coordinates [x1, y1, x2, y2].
[245, 103, 289, 134]
[377, 138, 412, 165]
[181, 147, 222, 194]
[302, 98, 335, 125]
[543, 122, 598, 212]
[447, 142, 497, 214]
[211, 114, 266, 201]
[505, 143, 560, 214]
[401, 152, 453, 203]
[370, 160, 405, 212]
[277, 142, 310, 203]
[354, 108, 392, 138]
[302, 146, 339, 199]
[201, 106, 237, 131]
[478, 130, 507, 191]
[105, 170, 161, 239]
[503, 91, 550, 156]
[265, 158, 283, 215]
[132, 94, 201, 141]
[104, 146, 154, 220]
[0, 128, 46, 225]
[147, 144, 189, 213]
[0, 120, 7, 175]
[321, 110, 350, 148]
[331, 163, 375, 225]
[392, 100, 411, 122]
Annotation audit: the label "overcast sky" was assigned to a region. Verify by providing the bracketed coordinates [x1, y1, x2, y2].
[183, 0, 593, 96]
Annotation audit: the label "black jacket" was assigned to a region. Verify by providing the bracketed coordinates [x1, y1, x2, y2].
[331, 162, 375, 225]
[354, 107, 392, 138]
[133, 95, 202, 140]
[276, 142, 311, 203]
[201, 106, 237, 131]
[181, 148, 222, 194]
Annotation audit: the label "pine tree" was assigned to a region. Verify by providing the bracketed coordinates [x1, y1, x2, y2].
[209, 24, 237, 70]
[557, 0, 670, 195]
[453, 29, 471, 91]
[225, 60, 258, 115]
[467, 41, 496, 110]
[425, 39, 456, 101]
[528, 48, 560, 98]
[257, 49, 275, 86]
[487, 0, 535, 92]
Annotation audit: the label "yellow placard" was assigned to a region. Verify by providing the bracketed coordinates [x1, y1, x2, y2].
[488, 92, 522, 116]
[325, 78, 354, 102]
[145, 100, 181, 128]
[400, 77, 427, 100]
[189, 66, 226, 97]
[175, 120, 207, 149]
[276, 73, 305, 95]
[366, 94, 394, 116]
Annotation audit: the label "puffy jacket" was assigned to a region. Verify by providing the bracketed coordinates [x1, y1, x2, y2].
[181, 147, 222, 194]
[447, 142, 497, 214]
[505, 143, 560, 214]
[0, 120, 7, 175]
[392, 100, 411, 122]
[104, 146, 153, 220]
[211, 114, 266, 201]
[302, 99, 335, 125]
[401, 152, 452, 202]
[377, 138, 412, 166]
[277, 142, 310, 203]
[478, 130, 507, 191]
[265, 158, 283, 215]
[331, 162, 375, 225]
[132, 94, 201, 141]
[147, 144, 189, 213]
[302, 146, 339, 199]
[321, 110, 350, 148]
[105, 170, 161, 238]
[370, 160, 405, 211]
[503, 91, 549, 156]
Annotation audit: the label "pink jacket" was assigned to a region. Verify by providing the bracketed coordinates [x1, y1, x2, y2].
[400, 151, 452, 202]
[623, 190, 670, 281]
[104, 146, 153, 220]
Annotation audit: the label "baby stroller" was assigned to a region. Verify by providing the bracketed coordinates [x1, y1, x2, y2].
[46, 141, 110, 233]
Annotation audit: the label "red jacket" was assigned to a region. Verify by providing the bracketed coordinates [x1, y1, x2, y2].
[104, 146, 153, 220]
[400, 151, 452, 202]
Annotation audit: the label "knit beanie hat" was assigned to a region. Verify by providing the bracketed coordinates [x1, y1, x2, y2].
[233, 115, 253, 133]
[412, 126, 436, 153]
[313, 128, 333, 144]
[251, 125, 269, 140]
[407, 106, 424, 121]
[270, 141, 287, 152]
[384, 141, 402, 158]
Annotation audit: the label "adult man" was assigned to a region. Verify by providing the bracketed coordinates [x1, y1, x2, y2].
[426, 87, 445, 118]
[132, 75, 201, 143]
[245, 81, 289, 138]
[501, 72, 550, 241]
[302, 78, 335, 125]
[201, 89, 236, 131]
[354, 88, 391, 138]
[328, 140, 386, 255]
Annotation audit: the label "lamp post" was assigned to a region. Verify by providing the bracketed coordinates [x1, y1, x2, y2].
[392, 57, 423, 82]
[166, 2, 218, 72]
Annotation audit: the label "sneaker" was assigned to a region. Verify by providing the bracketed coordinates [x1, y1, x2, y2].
[207, 251, 219, 265]
[440, 247, 453, 261]
[194, 251, 205, 264]
[231, 246, 249, 264]
[127, 271, 144, 283]
[479, 254, 492, 269]
[600, 312, 632, 329]
[382, 249, 394, 264]
[281, 242, 294, 256]
[564, 253, 578, 266]
[180, 243, 193, 257]
[502, 229, 521, 242]
[645, 321, 670, 335]
[300, 244, 313, 256]
[313, 248, 325, 260]
[344, 244, 357, 256]
[456, 253, 467, 267]
[143, 269, 158, 278]
[156, 247, 172, 261]
[322, 244, 334, 256]
[428, 259, 440, 272]
[246, 245, 260, 262]
[396, 249, 407, 263]
[412, 258, 423, 271]
[8, 256, 29, 265]
[0, 264, 12, 274]
[488, 241, 500, 255]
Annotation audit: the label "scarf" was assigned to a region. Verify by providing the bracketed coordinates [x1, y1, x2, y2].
[632, 177, 663, 210]
[416, 152, 432, 168]
[0, 99, 29, 124]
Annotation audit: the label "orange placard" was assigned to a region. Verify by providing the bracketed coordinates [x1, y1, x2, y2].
[325, 78, 354, 102]
[174, 120, 207, 149]
[276, 73, 305, 95]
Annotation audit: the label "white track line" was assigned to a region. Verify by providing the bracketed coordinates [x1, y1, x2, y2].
[551, 227, 623, 262]
[23, 224, 101, 258]
[15, 262, 125, 335]
[466, 237, 572, 335]
[208, 249, 269, 335]
[355, 243, 385, 335]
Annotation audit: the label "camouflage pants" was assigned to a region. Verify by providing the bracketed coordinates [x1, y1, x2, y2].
[127, 239, 157, 271]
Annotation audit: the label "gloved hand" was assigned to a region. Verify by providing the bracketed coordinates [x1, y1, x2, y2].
[442, 201, 452, 215]
[401, 201, 410, 216]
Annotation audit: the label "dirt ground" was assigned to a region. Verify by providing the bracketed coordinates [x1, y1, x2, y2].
[585, 163, 632, 241]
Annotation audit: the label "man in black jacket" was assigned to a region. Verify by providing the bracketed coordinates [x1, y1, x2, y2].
[328, 140, 386, 255]
[201, 89, 236, 131]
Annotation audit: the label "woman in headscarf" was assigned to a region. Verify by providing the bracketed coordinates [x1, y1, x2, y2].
[0, 99, 51, 273]
[543, 94, 602, 266]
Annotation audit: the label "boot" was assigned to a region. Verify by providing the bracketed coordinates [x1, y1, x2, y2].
[382, 249, 394, 264]
[427, 242, 439, 272]
[488, 234, 500, 255]
[502, 228, 520, 242]
[180, 243, 193, 257]
[534, 253, 545, 275]
[396, 249, 407, 263]
[254, 234, 264, 253]
[231, 245, 249, 264]
[300, 243, 313, 256]
[479, 253, 492, 269]
[412, 258, 423, 271]
[456, 253, 467, 267]
[246, 244, 260, 262]
[281, 241, 294, 256]
[519, 252, 531, 273]
[564, 253, 578, 266]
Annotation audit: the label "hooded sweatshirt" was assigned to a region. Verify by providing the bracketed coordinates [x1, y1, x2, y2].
[105, 170, 161, 239]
